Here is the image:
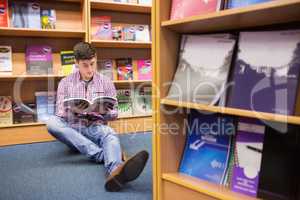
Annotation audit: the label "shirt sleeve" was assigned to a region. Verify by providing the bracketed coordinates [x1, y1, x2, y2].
[103, 78, 118, 121]
[56, 78, 68, 118]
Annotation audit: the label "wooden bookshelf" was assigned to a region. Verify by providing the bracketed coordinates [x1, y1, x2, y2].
[161, 0, 300, 33]
[162, 173, 259, 200]
[153, 0, 300, 200]
[90, 0, 151, 13]
[0, 28, 86, 38]
[0, 75, 65, 81]
[91, 40, 152, 48]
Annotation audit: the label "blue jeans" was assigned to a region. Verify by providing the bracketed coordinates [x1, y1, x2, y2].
[46, 115, 123, 174]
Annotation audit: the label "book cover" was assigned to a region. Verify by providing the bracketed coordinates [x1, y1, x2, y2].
[0, 96, 12, 125]
[128, 0, 138, 3]
[137, 59, 152, 80]
[97, 59, 114, 80]
[123, 25, 136, 41]
[179, 110, 234, 184]
[116, 58, 133, 80]
[170, 0, 222, 20]
[26, 45, 53, 75]
[35, 91, 56, 122]
[226, 0, 272, 9]
[13, 102, 36, 124]
[91, 16, 112, 40]
[117, 89, 133, 117]
[112, 25, 123, 41]
[143, 86, 152, 114]
[11, 2, 28, 28]
[0, 46, 12, 73]
[228, 30, 300, 115]
[27, 2, 41, 29]
[138, 0, 151, 5]
[133, 87, 152, 115]
[60, 51, 75, 76]
[41, 9, 56, 29]
[231, 118, 265, 197]
[167, 34, 236, 105]
[135, 25, 150, 42]
[0, 0, 8, 27]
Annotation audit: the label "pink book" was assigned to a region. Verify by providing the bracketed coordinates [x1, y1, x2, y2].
[170, 0, 222, 20]
[137, 59, 152, 80]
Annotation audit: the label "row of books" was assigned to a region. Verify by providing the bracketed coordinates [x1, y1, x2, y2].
[166, 29, 300, 116]
[0, 46, 152, 80]
[92, 16, 150, 42]
[99, 58, 152, 81]
[102, 0, 152, 5]
[0, 1, 56, 29]
[0, 87, 152, 125]
[170, 0, 273, 20]
[180, 110, 300, 199]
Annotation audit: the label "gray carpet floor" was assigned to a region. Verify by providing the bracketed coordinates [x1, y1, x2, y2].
[0, 132, 152, 200]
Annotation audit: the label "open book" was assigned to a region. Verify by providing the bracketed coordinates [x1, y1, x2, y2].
[63, 96, 117, 113]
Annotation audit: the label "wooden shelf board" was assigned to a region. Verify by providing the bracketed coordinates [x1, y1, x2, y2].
[113, 80, 152, 84]
[0, 28, 86, 38]
[161, 0, 300, 33]
[162, 173, 259, 200]
[0, 75, 65, 81]
[90, 0, 151, 13]
[91, 40, 152, 48]
[118, 114, 152, 119]
[160, 98, 300, 125]
[0, 122, 45, 129]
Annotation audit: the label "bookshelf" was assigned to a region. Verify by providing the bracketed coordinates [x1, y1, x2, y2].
[88, 0, 153, 136]
[154, 1, 300, 200]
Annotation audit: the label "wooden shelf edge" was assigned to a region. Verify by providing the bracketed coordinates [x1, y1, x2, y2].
[0, 75, 65, 80]
[160, 98, 300, 125]
[161, 0, 300, 32]
[0, 28, 86, 38]
[90, 0, 151, 13]
[162, 173, 259, 200]
[113, 80, 152, 84]
[91, 40, 152, 48]
[118, 114, 152, 119]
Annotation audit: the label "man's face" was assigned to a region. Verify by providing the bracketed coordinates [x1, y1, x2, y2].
[76, 57, 97, 80]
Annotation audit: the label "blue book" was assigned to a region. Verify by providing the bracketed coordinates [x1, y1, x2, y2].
[35, 91, 56, 122]
[227, 0, 272, 8]
[179, 110, 235, 184]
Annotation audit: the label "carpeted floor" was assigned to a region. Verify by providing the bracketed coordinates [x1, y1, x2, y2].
[0, 132, 152, 200]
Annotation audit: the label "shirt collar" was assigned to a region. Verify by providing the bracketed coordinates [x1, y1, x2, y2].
[75, 70, 98, 84]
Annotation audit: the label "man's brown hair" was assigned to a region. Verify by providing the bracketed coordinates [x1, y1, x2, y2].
[73, 42, 96, 61]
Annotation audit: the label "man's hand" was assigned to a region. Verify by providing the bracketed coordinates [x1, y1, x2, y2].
[70, 102, 89, 114]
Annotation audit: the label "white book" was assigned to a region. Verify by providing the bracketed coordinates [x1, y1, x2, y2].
[135, 25, 150, 42]
[138, 0, 151, 5]
[0, 46, 12, 72]
[63, 96, 117, 113]
[167, 34, 236, 105]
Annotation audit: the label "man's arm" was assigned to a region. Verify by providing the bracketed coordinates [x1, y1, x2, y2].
[56, 79, 68, 118]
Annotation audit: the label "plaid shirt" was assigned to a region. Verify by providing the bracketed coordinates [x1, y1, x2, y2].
[56, 70, 118, 127]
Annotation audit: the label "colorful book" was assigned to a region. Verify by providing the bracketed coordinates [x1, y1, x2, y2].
[27, 2, 41, 29]
[228, 30, 300, 115]
[123, 25, 136, 41]
[133, 87, 152, 115]
[91, 16, 112, 40]
[117, 89, 133, 117]
[41, 9, 56, 29]
[137, 59, 152, 80]
[170, 0, 222, 20]
[60, 51, 75, 76]
[0, 46, 12, 73]
[112, 25, 123, 41]
[138, 0, 151, 5]
[0, 96, 12, 125]
[97, 59, 114, 80]
[13, 102, 36, 124]
[35, 91, 56, 122]
[167, 34, 236, 105]
[226, 0, 272, 9]
[26, 45, 53, 75]
[231, 118, 265, 197]
[179, 110, 234, 184]
[0, 0, 8, 27]
[135, 25, 150, 42]
[116, 58, 133, 80]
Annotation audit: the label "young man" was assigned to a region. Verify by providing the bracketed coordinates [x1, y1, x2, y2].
[46, 42, 149, 192]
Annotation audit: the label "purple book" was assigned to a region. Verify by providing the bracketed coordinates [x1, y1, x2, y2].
[231, 117, 265, 197]
[228, 30, 300, 115]
[26, 45, 53, 75]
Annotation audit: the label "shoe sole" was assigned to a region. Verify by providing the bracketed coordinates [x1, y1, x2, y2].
[105, 150, 149, 192]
